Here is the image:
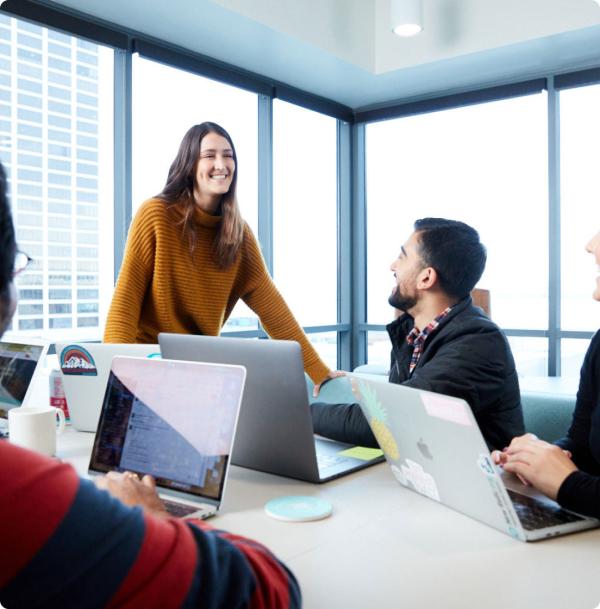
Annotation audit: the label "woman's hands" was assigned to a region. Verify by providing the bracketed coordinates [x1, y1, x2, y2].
[312, 370, 346, 397]
[492, 434, 577, 500]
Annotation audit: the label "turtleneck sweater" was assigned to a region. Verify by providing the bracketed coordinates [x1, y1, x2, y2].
[104, 198, 330, 384]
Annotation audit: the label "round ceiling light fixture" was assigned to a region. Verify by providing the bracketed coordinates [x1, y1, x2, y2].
[390, 0, 423, 37]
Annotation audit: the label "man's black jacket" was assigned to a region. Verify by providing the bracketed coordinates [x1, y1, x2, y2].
[311, 298, 525, 450]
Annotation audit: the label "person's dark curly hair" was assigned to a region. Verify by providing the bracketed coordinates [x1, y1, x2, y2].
[0, 162, 16, 303]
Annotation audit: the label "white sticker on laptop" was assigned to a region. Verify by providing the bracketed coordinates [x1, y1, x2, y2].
[390, 464, 408, 486]
[420, 392, 472, 427]
[477, 453, 495, 476]
[399, 458, 440, 502]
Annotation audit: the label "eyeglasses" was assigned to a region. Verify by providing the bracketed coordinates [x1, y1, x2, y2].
[13, 250, 33, 277]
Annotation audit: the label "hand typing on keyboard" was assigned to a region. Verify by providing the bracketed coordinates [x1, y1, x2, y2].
[493, 434, 577, 501]
[95, 471, 170, 518]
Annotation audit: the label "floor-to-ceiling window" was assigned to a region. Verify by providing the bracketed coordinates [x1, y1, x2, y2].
[0, 13, 114, 341]
[365, 93, 550, 375]
[363, 81, 600, 379]
[272, 100, 338, 367]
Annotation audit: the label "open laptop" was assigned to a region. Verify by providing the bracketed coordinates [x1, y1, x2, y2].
[89, 356, 245, 519]
[56, 343, 161, 432]
[350, 374, 599, 541]
[159, 333, 384, 483]
[0, 338, 48, 436]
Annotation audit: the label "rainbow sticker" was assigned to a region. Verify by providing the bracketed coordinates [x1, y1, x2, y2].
[60, 345, 98, 376]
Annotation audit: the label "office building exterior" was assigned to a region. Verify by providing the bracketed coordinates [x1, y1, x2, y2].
[0, 15, 101, 337]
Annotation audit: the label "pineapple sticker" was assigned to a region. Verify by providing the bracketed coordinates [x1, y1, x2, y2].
[352, 379, 399, 461]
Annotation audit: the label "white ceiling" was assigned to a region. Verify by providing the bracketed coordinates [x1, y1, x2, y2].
[38, 0, 600, 109]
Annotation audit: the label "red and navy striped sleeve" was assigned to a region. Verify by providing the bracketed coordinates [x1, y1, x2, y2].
[0, 441, 301, 609]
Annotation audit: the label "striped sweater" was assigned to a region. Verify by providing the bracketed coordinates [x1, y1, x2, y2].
[0, 441, 301, 609]
[104, 198, 330, 385]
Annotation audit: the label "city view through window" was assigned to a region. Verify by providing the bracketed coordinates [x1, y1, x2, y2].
[0, 15, 114, 341]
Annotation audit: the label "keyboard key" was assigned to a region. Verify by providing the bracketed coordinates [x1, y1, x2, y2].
[162, 499, 212, 519]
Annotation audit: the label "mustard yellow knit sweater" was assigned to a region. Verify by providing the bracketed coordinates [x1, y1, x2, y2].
[104, 198, 330, 384]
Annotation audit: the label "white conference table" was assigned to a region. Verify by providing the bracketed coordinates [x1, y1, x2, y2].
[59, 428, 600, 609]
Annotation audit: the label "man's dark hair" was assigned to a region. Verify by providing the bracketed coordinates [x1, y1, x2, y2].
[0, 162, 16, 300]
[413, 217, 486, 300]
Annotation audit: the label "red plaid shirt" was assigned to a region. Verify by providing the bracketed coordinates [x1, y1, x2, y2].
[406, 306, 453, 375]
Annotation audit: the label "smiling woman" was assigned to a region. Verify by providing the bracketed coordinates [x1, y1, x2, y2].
[103, 122, 333, 386]
[154, 123, 244, 269]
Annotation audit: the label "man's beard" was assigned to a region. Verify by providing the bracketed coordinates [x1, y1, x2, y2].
[388, 286, 417, 312]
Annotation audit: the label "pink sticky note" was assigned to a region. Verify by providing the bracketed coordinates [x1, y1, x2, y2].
[420, 392, 472, 427]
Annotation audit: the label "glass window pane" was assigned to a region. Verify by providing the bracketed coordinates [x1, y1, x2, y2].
[507, 336, 548, 378]
[273, 100, 337, 326]
[561, 337, 593, 379]
[560, 85, 600, 332]
[367, 330, 391, 369]
[0, 16, 114, 341]
[366, 94, 548, 331]
[305, 331, 338, 370]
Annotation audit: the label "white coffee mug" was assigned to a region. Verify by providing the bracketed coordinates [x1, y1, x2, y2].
[8, 406, 66, 457]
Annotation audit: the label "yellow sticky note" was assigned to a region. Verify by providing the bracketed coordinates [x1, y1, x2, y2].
[337, 446, 384, 461]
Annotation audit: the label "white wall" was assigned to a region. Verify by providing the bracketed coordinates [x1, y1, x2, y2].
[212, 0, 375, 71]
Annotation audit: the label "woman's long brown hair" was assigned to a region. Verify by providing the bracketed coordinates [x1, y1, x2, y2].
[156, 122, 244, 269]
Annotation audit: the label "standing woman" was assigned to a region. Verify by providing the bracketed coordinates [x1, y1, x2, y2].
[494, 230, 600, 518]
[104, 122, 333, 388]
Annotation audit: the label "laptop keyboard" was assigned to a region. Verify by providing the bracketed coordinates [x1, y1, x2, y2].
[507, 489, 584, 531]
[316, 454, 347, 470]
[162, 499, 214, 519]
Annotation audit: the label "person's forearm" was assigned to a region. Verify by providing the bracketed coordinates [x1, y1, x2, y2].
[311, 402, 378, 447]
[188, 522, 301, 609]
[557, 470, 600, 519]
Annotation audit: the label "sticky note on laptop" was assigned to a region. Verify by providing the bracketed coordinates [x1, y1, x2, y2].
[337, 447, 384, 461]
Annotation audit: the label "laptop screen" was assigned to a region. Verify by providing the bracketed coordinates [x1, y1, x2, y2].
[89, 356, 245, 502]
[0, 341, 45, 419]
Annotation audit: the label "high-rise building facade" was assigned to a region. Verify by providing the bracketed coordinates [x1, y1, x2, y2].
[0, 14, 104, 337]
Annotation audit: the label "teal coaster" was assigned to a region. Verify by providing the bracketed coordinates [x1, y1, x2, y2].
[264, 496, 332, 522]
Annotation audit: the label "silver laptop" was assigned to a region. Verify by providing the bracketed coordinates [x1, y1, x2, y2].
[89, 356, 245, 519]
[0, 338, 48, 435]
[159, 333, 384, 483]
[57, 343, 161, 432]
[350, 374, 599, 541]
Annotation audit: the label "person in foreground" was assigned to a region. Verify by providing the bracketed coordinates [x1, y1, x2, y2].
[0, 162, 301, 609]
[494, 230, 600, 519]
[312, 218, 525, 450]
[104, 122, 337, 394]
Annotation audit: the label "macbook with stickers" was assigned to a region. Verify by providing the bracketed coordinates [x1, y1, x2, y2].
[159, 333, 384, 483]
[350, 374, 599, 541]
[56, 343, 161, 432]
[89, 356, 245, 519]
[0, 338, 48, 436]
